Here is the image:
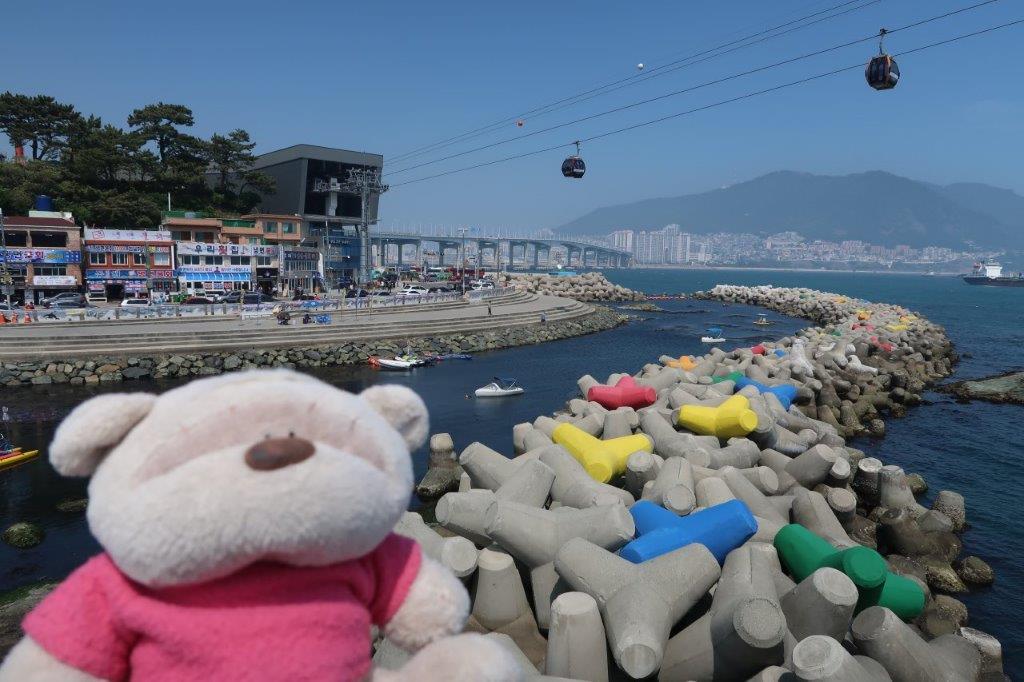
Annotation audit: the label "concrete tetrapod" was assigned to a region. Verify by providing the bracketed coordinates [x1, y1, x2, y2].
[470, 547, 548, 668]
[546, 592, 610, 682]
[852, 607, 981, 682]
[554, 537, 721, 679]
[393, 511, 479, 578]
[790, 635, 878, 681]
[588, 375, 658, 410]
[641, 456, 697, 515]
[460, 441, 521, 490]
[551, 422, 653, 483]
[677, 393, 759, 439]
[660, 544, 787, 681]
[773, 524, 925, 620]
[485, 499, 635, 629]
[734, 376, 799, 410]
[540, 445, 635, 508]
[620, 499, 758, 564]
[624, 450, 662, 499]
[639, 411, 716, 464]
[780, 567, 859, 641]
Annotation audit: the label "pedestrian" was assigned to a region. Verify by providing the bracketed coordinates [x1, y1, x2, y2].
[540, 311, 547, 324]
[487, 302, 492, 316]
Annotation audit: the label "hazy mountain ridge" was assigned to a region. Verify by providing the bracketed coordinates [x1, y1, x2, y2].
[557, 171, 1023, 248]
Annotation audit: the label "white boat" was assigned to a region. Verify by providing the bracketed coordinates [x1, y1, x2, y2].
[369, 355, 426, 370]
[753, 314, 771, 326]
[475, 377, 524, 397]
[701, 327, 726, 343]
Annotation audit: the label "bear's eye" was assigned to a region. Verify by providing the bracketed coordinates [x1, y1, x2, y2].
[288, 430, 295, 438]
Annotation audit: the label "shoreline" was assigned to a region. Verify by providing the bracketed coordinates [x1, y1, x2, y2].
[631, 264, 965, 276]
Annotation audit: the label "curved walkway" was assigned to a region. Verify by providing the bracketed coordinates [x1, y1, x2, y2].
[0, 292, 595, 360]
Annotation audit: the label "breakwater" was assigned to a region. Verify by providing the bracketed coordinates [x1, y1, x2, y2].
[0, 306, 625, 386]
[501, 271, 646, 302]
[397, 285, 1001, 680]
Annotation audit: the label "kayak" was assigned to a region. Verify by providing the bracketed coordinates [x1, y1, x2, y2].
[0, 449, 40, 470]
[701, 336, 726, 344]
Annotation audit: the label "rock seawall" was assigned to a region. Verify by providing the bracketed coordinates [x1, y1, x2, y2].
[0, 307, 625, 387]
[501, 272, 645, 302]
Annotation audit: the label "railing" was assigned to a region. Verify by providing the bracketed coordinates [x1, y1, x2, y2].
[2, 287, 516, 325]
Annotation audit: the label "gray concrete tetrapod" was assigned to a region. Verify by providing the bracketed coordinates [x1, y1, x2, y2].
[780, 568, 858, 642]
[602, 408, 635, 439]
[546, 592, 610, 682]
[394, 511, 479, 578]
[791, 488, 855, 549]
[625, 450, 662, 499]
[485, 499, 635, 629]
[471, 547, 535, 630]
[785, 444, 838, 489]
[460, 441, 520, 490]
[660, 544, 786, 681]
[555, 537, 721, 679]
[639, 410, 714, 464]
[790, 635, 878, 681]
[539, 445, 635, 508]
[852, 457, 883, 507]
[642, 456, 696, 515]
[851, 606, 981, 682]
[719, 466, 789, 526]
[879, 465, 927, 517]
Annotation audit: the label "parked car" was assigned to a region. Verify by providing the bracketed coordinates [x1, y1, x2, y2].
[369, 290, 392, 298]
[50, 300, 92, 309]
[41, 292, 86, 308]
[471, 280, 495, 291]
[215, 291, 244, 304]
[242, 292, 274, 305]
[0, 302, 22, 312]
[183, 296, 215, 305]
[396, 285, 430, 297]
[120, 298, 152, 308]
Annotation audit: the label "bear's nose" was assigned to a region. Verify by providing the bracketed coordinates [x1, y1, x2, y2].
[245, 437, 315, 471]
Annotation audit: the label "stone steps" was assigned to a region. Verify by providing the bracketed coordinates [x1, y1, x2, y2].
[0, 301, 594, 360]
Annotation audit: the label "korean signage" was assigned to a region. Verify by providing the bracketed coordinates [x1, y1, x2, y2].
[1, 248, 81, 264]
[177, 242, 278, 257]
[284, 250, 319, 261]
[32, 275, 77, 286]
[84, 228, 172, 242]
[175, 265, 252, 274]
[86, 244, 145, 254]
[86, 269, 174, 280]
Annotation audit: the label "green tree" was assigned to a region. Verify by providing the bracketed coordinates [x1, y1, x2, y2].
[0, 160, 62, 215]
[127, 102, 195, 166]
[207, 129, 274, 212]
[0, 92, 80, 160]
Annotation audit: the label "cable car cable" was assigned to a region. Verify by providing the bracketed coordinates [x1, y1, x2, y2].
[387, 0, 882, 164]
[385, 0, 1002, 178]
[389, 17, 1024, 189]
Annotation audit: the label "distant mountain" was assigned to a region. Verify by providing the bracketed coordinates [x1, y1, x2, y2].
[557, 171, 1023, 249]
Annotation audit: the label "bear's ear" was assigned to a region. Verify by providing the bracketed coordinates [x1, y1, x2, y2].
[50, 393, 156, 476]
[361, 385, 429, 450]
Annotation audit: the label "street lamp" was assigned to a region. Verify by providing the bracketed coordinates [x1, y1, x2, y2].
[0, 209, 11, 308]
[456, 226, 472, 295]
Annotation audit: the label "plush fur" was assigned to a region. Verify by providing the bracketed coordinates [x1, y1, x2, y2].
[0, 370, 522, 681]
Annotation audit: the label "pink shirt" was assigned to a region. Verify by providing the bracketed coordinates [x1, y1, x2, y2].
[23, 534, 421, 682]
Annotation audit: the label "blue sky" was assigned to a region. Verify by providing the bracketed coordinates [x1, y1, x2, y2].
[3, 0, 1022, 230]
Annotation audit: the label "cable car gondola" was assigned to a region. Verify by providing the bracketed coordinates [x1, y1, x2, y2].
[561, 141, 586, 179]
[865, 28, 899, 91]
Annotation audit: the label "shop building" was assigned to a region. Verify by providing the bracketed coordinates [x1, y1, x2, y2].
[83, 228, 175, 299]
[174, 241, 278, 294]
[0, 212, 83, 304]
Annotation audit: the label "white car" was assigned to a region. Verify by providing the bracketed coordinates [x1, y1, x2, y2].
[120, 298, 152, 308]
[396, 286, 429, 297]
[471, 281, 495, 290]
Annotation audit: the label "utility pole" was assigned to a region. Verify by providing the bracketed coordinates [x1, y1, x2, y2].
[0, 209, 11, 308]
[456, 226, 471, 295]
[340, 167, 388, 286]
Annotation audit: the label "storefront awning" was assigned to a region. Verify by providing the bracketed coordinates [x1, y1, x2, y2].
[180, 272, 251, 282]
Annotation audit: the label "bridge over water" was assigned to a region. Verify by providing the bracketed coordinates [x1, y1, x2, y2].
[367, 226, 632, 269]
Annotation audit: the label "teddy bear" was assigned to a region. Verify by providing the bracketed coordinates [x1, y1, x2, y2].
[0, 369, 522, 681]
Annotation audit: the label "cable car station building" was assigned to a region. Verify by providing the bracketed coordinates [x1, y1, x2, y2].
[248, 144, 384, 286]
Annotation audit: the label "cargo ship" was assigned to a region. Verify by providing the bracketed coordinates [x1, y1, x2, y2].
[962, 261, 1024, 287]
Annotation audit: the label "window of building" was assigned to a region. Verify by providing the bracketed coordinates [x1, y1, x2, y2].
[112, 253, 129, 265]
[133, 253, 147, 266]
[171, 231, 190, 242]
[230, 256, 250, 266]
[256, 256, 273, 266]
[196, 232, 215, 243]
[180, 255, 201, 265]
[153, 250, 170, 266]
[5, 231, 27, 247]
[35, 265, 68, 277]
[88, 252, 106, 266]
[282, 222, 296, 234]
[205, 256, 223, 265]
[264, 221, 278, 234]
[30, 231, 68, 247]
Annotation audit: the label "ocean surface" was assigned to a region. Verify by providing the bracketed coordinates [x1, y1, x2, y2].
[0, 268, 1020, 677]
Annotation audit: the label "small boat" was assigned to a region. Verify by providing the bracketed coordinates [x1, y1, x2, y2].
[701, 327, 726, 344]
[0, 449, 40, 470]
[369, 356, 421, 370]
[475, 377, 525, 397]
[753, 314, 772, 326]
